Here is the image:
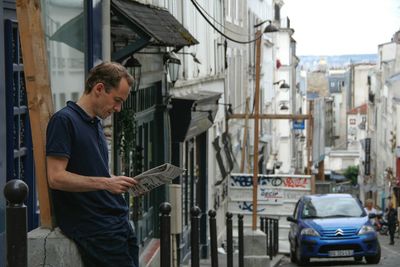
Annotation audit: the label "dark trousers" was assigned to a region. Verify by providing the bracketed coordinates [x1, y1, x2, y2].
[389, 224, 396, 243]
[72, 225, 139, 267]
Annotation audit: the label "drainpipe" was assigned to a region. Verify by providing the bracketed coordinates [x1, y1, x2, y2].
[102, 0, 111, 61]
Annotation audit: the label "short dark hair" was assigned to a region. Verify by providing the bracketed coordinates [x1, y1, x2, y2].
[84, 62, 134, 94]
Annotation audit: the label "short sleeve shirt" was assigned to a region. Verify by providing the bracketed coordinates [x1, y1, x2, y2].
[46, 101, 128, 238]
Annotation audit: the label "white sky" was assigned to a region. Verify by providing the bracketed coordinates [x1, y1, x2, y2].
[282, 0, 400, 55]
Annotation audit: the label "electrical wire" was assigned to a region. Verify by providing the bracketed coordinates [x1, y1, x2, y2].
[192, 0, 252, 38]
[190, 0, 261, 44]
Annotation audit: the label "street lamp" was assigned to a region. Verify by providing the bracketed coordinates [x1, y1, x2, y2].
[164, 52, 181, 85]
[250, 19, 279, 230]
[125, 55, 142, 91]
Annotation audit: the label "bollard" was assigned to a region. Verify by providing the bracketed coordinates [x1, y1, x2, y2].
[160, 202, 171, 267]
[191, 206, 201, 267]
[274, 218, 279, 256]
[4, 179, 29, 267]
[208, 210, 218, 267]
[268, 219, 273, 260]
[226, 212, 233, 267]
[238, 214, 244, 267]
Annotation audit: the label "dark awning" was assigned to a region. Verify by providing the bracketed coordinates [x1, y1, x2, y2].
[111, 0, 199, 61]
[50, 0, 199, 62]
[169, 92, 221, 142]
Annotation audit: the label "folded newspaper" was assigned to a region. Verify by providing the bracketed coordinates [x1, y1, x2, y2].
[129, 163, 185, 197]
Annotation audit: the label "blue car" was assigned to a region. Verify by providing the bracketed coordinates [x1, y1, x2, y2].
[287, 194, 380, 265]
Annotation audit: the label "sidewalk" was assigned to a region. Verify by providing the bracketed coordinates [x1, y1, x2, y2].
[198, 252, 285, 267]
[377, 230, 400, 249]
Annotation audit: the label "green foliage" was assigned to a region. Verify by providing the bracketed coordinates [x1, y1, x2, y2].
[115, 108, 136, 174]
[343, 165, 359, 185]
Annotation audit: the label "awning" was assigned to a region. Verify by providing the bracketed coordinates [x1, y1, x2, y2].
[50, 0, 198, 62]
[111, 0, 199, 61]
[169, 92, 221, 142]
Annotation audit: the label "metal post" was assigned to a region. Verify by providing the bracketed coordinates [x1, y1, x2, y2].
[268, 219, 273, 260]
[260, 216, 265, 232]
[226, 212, 233, 267]
[160, 202, 171, 267]
[4, 179, 29, 267]
[191, 206, 201, 267]
[208, 210, 218, 267]
[275, 219, 279, 256]
[238, 214, 244, 267]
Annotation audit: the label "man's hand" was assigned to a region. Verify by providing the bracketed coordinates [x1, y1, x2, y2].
[106, 176, 138, 194]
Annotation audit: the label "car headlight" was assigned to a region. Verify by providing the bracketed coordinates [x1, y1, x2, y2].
[301, 228, 320, 236]
[358, 225, 375, 235]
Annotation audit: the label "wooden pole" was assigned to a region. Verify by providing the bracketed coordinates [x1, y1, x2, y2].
[307, 100, 315, 193]
[16, 0, 54, 228]
[252, 30, 262, 231]
[240, 97, 250, 173]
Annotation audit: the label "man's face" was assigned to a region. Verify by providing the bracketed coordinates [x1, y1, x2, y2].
[95, 78, 130, 119]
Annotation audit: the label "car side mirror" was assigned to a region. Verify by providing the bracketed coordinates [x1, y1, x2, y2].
[287, 216, 298, 223]
[368, 213, 376, 219]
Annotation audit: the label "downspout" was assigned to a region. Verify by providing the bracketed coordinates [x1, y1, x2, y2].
[102, 0, 111, 61]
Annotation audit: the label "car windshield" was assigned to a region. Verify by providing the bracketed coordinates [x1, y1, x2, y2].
[302, 197, 364, 219]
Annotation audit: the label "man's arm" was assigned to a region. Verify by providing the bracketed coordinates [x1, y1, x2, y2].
[47, 156, 137, 194]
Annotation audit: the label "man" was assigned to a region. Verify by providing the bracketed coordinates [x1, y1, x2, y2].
[46, 62, 139, 266]
[385, 201, 398, 245]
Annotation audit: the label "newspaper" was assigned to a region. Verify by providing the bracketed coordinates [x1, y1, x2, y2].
[128, 163, 185, 197]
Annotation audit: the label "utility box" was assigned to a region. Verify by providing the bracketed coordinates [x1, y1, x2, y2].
[168, 184, 182, 234]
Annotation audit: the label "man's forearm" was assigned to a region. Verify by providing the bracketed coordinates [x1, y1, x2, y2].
[48, 170, 109, 192]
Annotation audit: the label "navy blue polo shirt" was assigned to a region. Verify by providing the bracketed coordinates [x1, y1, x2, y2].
[46, 101, 129, 238]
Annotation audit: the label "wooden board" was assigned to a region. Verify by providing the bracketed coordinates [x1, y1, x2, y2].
[16, 0, 54, 228]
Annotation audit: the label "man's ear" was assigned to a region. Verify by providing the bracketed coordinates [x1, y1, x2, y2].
[93, 82, 105, 95]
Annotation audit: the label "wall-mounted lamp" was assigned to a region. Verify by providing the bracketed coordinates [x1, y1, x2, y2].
[273, 79, 290, 89]
[124, 55, 142, 91]
[176, 52, 201, 64]
[192, 105, 213, 123]
[217, 102, 233, 115]
[164, 52, 181, 85]
[279, 102, 289, 111]
[254, 19, 279, 33]
[274, 161, 283, 170]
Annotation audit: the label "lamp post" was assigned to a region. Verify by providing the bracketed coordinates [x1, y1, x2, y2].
[252, 20, 278, 230]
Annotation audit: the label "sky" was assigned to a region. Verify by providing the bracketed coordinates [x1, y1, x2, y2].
[282, 0, 400, 56]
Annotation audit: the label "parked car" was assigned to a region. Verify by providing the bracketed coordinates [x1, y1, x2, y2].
[287, 194, 380, 265]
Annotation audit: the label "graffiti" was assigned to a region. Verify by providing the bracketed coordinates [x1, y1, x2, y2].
[283, 177, 309, 188]
[259, 176, 282, 186]
[260, 188, 283, 198]
[283, 190, 309, 200]
[230, 175, 282, 187]
[230, 175, 253, 187]
[238, 201, 265, 212]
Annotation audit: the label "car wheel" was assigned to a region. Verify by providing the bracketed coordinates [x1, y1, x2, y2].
[354, 256, 363, 262]
[296, 244, 309, 266]
[365, 243, 381, 264]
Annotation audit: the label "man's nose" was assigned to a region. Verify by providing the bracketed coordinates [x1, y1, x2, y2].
[114, 104, 122, 112]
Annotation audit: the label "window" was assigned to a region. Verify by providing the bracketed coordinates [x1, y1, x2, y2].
[42, 0, 85, 112]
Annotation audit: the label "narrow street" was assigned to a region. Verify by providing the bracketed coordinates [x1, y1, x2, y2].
[277, 234, 400, 267]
